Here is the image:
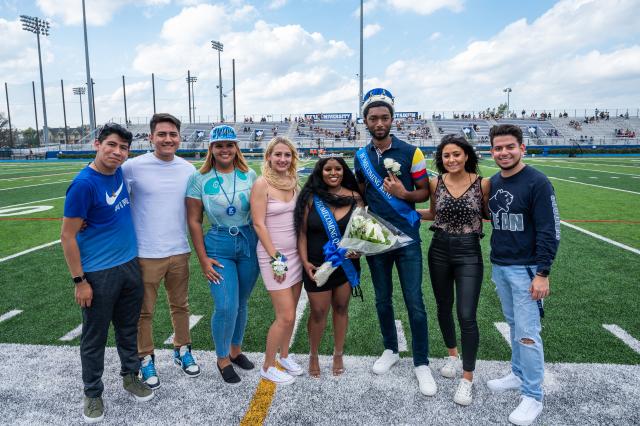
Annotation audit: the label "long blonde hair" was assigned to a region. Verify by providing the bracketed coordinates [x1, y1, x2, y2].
[199, 141, 249, 175]
[261, 136, 298, 191]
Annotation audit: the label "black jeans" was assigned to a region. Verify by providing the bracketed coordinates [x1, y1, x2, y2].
[428, 231, 483, 372]
[81, 258, 143, 397]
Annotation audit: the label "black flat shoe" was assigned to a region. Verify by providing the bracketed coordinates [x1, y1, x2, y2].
[217, 363, 240, 384]
[230, 353, 255, 370]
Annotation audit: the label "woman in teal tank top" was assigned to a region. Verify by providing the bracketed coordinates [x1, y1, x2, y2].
[186, 125, 259, 384]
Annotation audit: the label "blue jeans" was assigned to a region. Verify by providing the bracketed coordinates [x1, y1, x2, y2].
[366, 242, 429, 366]
[205, 225, 259, 358]
[492, 264, 544, 402]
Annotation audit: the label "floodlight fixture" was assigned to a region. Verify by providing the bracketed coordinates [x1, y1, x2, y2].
[503, 87, 512, 115]
[211, 40, 224, 122]
[21, 14, 50, 146]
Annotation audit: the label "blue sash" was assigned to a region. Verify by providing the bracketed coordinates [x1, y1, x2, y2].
[313, 195, 360, 288]
[355, 147, 420, 226]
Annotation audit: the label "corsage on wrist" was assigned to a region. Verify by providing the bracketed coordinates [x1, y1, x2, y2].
[270, 251, 288, 277]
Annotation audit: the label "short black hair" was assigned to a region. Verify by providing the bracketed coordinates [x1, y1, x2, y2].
[97, 123, 133, 145]
[433, 134, 479, 175]
[363, 101, 394, 119]
[489, 124, 523, 146]
[150, 113, 181, 134]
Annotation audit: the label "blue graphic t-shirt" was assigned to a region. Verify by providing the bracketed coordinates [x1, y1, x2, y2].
[186, 168, 257, 227]
[489, 165, 560, 273]
[64, 166, 137, 272]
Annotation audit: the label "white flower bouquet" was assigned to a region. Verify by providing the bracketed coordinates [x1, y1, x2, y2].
[313, 206, 414, 287]
[383, 158, 402, 176]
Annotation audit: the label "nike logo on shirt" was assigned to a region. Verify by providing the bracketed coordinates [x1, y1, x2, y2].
[106, 183, 124, 206]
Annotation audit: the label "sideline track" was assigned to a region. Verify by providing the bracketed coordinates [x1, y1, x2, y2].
[1, 343, 638, 425]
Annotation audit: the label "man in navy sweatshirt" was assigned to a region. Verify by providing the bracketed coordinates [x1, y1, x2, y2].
[485, 124, 560, 426]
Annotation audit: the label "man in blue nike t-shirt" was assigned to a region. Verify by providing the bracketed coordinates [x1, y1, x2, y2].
[61, 123, 153, 423]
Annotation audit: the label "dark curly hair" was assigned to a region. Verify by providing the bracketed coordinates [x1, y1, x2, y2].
[294, 157, 362, 236]
[433, 134, 479, 175]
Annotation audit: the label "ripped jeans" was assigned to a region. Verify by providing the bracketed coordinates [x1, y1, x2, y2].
[492, 264, 544, 402]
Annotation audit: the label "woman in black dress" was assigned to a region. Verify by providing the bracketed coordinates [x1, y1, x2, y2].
[294, 156, 363, 377]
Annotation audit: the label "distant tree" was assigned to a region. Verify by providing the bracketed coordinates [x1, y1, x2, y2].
[0, 112, 17, 147]
[21, 128, 39, 147]
[497, 103, 508, 116]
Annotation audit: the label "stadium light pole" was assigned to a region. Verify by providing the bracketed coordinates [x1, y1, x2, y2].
[82, 0, 96, 135]
[186, 75, 198, 122]
[73, 87, 86, 138]
[20, 14, 50, 146]
[211, 40, 224, 122]
[359, 0, 364, 117]
[5, 83, 13, 146]
[503, 87, 512, 116]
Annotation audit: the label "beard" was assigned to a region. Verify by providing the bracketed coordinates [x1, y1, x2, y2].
[367, 126, 391, 141]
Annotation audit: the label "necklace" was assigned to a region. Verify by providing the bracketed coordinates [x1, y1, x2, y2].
[213, 168, 237, 216]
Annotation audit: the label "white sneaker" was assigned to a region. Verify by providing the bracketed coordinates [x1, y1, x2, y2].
[508, 396, 543, 426]
[487, 372, 522, 392]
[414, 365, 437, 396]
[278, 356, 303, 376]
[453, 378, 473, 406]
[440, 355, 460, 378]
[260, 366, 295, 385]
[372, 349, 400, 375]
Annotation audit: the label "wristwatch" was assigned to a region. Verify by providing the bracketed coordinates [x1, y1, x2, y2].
[536, 269, 550, 277]
[72, 274, 87, 284]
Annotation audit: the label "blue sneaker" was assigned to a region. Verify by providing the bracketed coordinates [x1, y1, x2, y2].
[139, 354, 160, 389]
[174, 345, 201, 377]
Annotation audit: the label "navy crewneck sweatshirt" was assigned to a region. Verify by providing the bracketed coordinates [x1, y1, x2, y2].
[489, 165, 560, 273]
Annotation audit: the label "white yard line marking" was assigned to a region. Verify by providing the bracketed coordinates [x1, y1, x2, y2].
[163, 315, 204, 345]
[395, 320, 408, 352]
[0, 180, 71, 191]
[481, 163, 640, 194]
[549, 176, 639, 194]
[0, 309, 23, 323]
[603, 324, 640, 355]
[561, 222, 640, 255]
[0, 172, 78, 181]
[59, 324, 83, 342]
[289, 288, 309, 349]
[495, 322, 512, 347]
[0, 196, 66, 209]
[529, 164, 640, 177]
[0, 240, 61, 263]
[533, 160, 640, 169]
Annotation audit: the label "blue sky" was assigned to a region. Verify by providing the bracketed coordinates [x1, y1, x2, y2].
[1, 0, 638, 128]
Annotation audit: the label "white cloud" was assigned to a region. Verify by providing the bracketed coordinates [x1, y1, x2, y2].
[131, 6, 354, 119]
[385, 0, 463, 15]
[383, 0, 640, 112]
[363, 24, 382, 38]
[268, 0, 287, 10]
[429, 32, 441, 41]
[0, 18, 54, 83]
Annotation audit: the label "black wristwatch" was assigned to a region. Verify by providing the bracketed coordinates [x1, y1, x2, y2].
[536, 269, 550, 278]
[72, 274, 87, 284]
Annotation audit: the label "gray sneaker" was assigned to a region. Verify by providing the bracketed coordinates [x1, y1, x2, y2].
[83, 396, 104, 424]
[122, 373, 154, 402]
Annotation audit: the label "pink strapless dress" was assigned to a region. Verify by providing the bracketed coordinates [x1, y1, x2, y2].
[257, 193, 303, 290]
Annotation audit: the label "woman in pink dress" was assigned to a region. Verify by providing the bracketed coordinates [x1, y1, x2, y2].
[250, 136, 303, 385]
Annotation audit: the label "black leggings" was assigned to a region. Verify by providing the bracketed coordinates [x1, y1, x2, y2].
[428, 231, 483, 372]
